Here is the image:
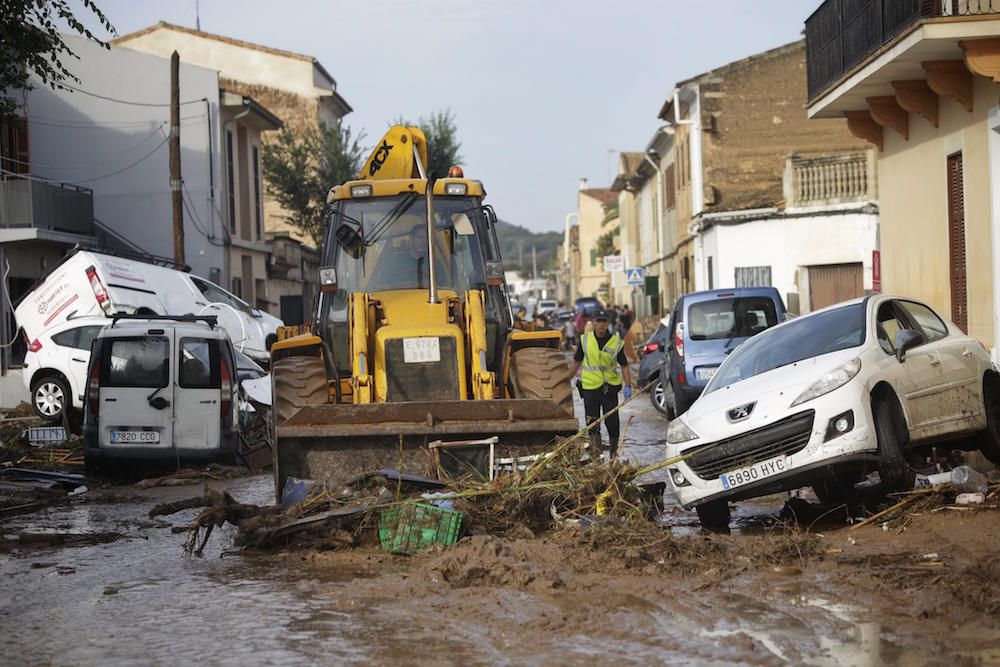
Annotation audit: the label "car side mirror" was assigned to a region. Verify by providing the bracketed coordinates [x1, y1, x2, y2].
[894, 329, 925, 363]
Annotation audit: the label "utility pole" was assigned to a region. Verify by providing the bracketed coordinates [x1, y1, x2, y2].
[532, 245, 537, 280]
[170, 51, 185, 267]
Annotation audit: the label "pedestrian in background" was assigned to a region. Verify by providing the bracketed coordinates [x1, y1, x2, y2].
[570, 309, 634, 459]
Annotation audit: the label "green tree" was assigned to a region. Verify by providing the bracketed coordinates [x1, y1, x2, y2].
[396, 109, 463, 178]
[1, 0, 116, 119]
[595, 228, 619, 259]
[262, 121, 365, 246]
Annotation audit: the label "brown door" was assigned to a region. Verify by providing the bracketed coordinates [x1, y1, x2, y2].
[809, 263, 864, 310]
[947, 152, 967, 333]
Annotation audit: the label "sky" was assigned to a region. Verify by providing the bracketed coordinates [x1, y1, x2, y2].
[66, 0, 812, 233]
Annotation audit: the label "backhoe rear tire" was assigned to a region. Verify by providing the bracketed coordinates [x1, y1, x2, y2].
[509, 347, 574, 416]
[271, 355, 329, 499]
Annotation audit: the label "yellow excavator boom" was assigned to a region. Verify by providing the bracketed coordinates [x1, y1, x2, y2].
[358, 125, 429, 181]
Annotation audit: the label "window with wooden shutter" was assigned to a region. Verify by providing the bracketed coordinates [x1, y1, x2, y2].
[946, 152, 967, 333]
[664, 164, 676, 209]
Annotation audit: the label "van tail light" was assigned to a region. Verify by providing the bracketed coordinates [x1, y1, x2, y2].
[674, 323, 685, 360]
[220, 353, 233, 417]
[25, 333, 41, 353]
[678, 372, 686, 386]
[86, 266, 112, 315]
[88, 360, 101, 416]
[643, 342, 660, 355]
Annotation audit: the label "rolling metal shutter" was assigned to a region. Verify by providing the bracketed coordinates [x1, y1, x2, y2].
[947, 152, 967, 333]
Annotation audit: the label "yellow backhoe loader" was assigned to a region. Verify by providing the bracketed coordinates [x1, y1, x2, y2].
[269, 125, 577, 499]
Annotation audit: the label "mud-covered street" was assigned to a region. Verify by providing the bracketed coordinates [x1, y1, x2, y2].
[3, 394, 1000, 665]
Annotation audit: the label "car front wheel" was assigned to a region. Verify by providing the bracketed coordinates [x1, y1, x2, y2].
[649, 376, 675, 419]
[31, 375, 71, 423]
[873, 397, 914, 492]
[695, 499, 730, 532]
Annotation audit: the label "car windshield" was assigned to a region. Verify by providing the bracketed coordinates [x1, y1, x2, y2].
[703, 302, 867, 395]
[327, 195, 487, 295]
[686, 296, 778, 341]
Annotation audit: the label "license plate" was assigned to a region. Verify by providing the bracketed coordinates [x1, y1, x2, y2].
[403, 337, 441, 363]
[696, 367, 718, 381]
[719, 455, 789, 490]
[110, 430, 160, 444]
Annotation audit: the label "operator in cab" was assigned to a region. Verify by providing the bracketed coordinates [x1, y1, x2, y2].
[570, 309, 634, 460]
[368, 220, 449, 291]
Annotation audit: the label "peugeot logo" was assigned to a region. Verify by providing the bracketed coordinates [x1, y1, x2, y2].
[727, 402, 756, 423]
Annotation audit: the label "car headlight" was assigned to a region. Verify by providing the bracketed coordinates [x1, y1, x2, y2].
[790, 358, 862, 407]
[667, 417, 699, 444]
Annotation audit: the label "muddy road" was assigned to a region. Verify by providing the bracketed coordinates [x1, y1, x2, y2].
[3, 395, 1000, 665]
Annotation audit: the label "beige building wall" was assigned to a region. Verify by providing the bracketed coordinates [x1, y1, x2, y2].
[576, 190, 612, 299]
[879, 75, 997, 346]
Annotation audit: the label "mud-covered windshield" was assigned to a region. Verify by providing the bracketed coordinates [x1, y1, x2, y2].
[703, 302, 867, 395]
[326, 195, 487, 295]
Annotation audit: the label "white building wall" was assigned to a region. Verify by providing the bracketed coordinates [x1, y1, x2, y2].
[707, 209, 879, 313]
[24, 36, 225, 280]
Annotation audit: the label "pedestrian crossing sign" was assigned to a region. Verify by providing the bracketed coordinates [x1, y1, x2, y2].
[626, 267, 645, 285]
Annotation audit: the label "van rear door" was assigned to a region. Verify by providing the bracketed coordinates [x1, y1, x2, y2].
[173, 336, 224, 452]
[98, 331, 174, 450]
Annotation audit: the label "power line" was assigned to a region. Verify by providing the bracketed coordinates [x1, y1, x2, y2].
[3, 126, 165, 170]
[24, 113, 205, 130]
[60, 136, 169, 184]
[61, 83, 206, 108]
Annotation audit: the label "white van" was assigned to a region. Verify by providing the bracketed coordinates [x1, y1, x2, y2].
[14, 249, 282, 365]
[82, 315, 239, 473]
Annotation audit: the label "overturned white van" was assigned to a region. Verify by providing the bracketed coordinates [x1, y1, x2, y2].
[14, 249, 282, 366]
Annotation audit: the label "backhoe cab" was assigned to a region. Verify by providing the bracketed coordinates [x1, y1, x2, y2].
[269, 125, 576, 499]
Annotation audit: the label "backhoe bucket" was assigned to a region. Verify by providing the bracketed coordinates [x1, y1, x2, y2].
[274, 399, 579, 500]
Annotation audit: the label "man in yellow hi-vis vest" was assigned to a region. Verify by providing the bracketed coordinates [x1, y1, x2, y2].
[569, 309, 634, 459]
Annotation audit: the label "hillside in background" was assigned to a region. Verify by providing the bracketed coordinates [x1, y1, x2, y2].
[494, 220, 563, 276]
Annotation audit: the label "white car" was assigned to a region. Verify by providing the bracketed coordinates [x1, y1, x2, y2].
[22, 316, 108, 422]
[665, 295, 1000, 529]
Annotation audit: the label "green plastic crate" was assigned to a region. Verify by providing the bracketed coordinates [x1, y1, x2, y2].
[378, 502, 462, 554]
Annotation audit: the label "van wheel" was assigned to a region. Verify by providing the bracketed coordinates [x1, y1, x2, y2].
[873, 396, 914, 492]
[31, 375, 70, 423]
[271, 356, 329, 498]
[650, 376, 675, 419]
[975, 374, 1000, 466]
[509, 347, 574, 416]
[695, 499, 731, 532]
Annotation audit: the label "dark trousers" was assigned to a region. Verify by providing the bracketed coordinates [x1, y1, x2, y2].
[582, 386, 621, 457]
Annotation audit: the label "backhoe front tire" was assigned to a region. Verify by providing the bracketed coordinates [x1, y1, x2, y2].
[509, 347, 574, 416]
[271, 355, 329, 499]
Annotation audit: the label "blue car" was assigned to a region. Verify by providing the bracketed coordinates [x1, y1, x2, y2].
[661, 287, 787, 419]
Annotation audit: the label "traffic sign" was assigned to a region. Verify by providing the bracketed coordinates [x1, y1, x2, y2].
[603, 255, 624, 272]
[626, 267, 645, 285]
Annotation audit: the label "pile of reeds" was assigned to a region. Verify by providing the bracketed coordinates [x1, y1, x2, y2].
[446, 434, 650, 536]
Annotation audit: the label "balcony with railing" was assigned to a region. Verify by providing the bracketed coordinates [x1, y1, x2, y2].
[784, 151, 877, 209]
[0, 175, 94, 236]
[806, 0, 1000, 103]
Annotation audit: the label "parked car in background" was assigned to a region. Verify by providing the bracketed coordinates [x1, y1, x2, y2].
[661, 287, 787, 419]
[536, 299, 559, 317]
[14, 249, 282, 367]
[574, 296, 602, 316]
[665, 295, 1000, 529]
[83, 315, 240, 473]
[638, 316, 671, 416]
